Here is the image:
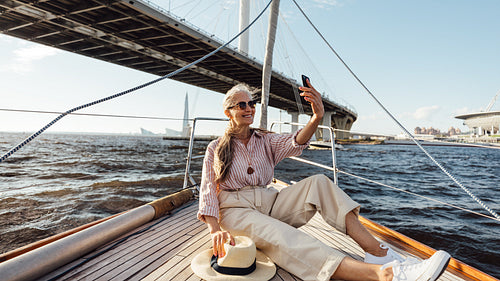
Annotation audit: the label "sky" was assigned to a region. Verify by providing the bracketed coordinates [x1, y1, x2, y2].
[0, 0, 499, 137]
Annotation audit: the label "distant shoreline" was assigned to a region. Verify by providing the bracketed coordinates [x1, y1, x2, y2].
[336, 138, 500, 149]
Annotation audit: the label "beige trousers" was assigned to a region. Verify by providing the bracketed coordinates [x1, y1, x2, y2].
[218, 174, 361, 281]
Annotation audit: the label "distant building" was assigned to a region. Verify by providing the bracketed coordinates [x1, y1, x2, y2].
[140, 128, 156, 135]
[414, 127, 441, 135]
[455, 111, 500, 136]
[414, 126, 462, 136]
[455, 91, 499, 136]
[448, 127, 461, 136]
[165, 128, 182, 136]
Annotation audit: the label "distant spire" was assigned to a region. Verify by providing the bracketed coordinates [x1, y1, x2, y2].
[182, 92, 191, 137]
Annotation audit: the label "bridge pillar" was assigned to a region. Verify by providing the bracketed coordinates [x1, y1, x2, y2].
[332, 115, 355, 139]
[238, 0, 250, 54]
[315, 111, 333, 141]
[289, 112, 299, 132]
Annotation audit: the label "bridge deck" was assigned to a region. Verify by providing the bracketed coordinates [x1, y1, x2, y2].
[0, 0, 356, 121]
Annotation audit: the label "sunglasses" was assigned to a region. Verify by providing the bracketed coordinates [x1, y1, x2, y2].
[227, 100, 257, 110]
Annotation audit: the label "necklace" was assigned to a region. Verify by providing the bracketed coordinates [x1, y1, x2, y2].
[240, 137, 254, 174]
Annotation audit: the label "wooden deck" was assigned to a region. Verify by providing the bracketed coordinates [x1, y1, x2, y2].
[39, 200, 471, 281]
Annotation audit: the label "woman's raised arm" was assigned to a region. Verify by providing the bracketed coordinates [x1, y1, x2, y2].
[295, 79, 325, 145]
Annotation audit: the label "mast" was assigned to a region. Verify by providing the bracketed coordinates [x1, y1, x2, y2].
[259, 0, 280, 129]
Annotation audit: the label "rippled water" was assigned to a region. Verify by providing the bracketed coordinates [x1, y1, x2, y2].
[1, 132, 499, 277]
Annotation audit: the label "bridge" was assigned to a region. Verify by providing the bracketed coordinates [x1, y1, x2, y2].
[0, 0, 357, 137]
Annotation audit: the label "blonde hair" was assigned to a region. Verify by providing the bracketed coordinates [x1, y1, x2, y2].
[222, 83, 254, 110]
[214, 84, 254, 184]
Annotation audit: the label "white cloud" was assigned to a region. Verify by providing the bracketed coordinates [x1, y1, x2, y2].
[453, 107, 472, 116]
[408, 105, 440, 120]
[312, 0, 342, 9]
[0, 44, 59, 74]
[358, 111, 385, 121]
[222, 0, 236, 9]
[0, 35, 15, 44]
[13, 45, 59, 62]
[279, 9, 295, 20]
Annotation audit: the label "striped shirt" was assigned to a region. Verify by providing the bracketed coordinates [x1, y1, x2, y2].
[197, 129, 309, 222]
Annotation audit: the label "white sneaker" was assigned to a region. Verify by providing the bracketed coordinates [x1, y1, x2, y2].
[364, 244, 406, 264]
[382, 250, 451, 281]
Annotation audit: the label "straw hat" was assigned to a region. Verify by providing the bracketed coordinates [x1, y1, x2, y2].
[191, 236, 276, 281]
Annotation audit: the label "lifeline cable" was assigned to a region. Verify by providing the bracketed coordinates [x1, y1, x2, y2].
[0, 108, 193, 121]
[290, 155, 499, 222]
[292, 0, 500, 220]
[0, 0, 274, 164]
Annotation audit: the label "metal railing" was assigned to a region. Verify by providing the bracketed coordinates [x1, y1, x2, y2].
[270, 121, 338, 184]
[183, 117, 229, 190]
[183, 119, 338, 190]
[181, 118, 500, 222]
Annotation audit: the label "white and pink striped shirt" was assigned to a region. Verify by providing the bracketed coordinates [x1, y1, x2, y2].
[197, 129, 309, 222]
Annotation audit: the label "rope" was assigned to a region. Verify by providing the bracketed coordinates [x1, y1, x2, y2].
[290, 155, 500, 222]
[0, 0, 274, 164]
[292, 0, 500, 220]
[336, 169, 500, 222]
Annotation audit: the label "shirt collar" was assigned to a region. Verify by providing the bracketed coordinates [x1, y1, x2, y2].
[252, 129, 265, 138]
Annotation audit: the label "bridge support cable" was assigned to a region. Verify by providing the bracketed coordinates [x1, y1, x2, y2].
[0, 0, 275, 164]
[292, 0, 500, 220]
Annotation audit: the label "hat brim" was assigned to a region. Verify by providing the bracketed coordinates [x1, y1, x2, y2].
[191, 249, 276, 281]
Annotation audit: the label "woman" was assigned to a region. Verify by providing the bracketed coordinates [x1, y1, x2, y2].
[197, 82, 450, 281]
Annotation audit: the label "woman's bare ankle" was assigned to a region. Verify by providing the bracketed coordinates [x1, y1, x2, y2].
[367, 245, 388, 257]
[379, 264, 393, 281]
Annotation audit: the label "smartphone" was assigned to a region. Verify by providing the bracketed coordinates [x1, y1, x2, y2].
[301, 75, 310, 88]
[300, 75, 310, 103]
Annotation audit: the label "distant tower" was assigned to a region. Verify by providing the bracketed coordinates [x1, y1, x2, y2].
[181, 93, 191, 137]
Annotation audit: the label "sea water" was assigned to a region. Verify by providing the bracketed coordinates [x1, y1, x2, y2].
[0, 132, 499, 277]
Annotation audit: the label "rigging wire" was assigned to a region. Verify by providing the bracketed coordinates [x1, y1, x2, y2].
[292, 0, 500, 220]
[0, 0, 275, 164]
[337, 169, 500, 223]
[289, 156, 499, 222]
[0, 108, 193, 121]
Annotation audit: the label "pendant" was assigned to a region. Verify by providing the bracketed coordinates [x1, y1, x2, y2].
[247, 167, 254, 174]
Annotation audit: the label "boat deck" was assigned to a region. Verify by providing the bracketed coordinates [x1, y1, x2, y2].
[38, 200, 473, 281]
